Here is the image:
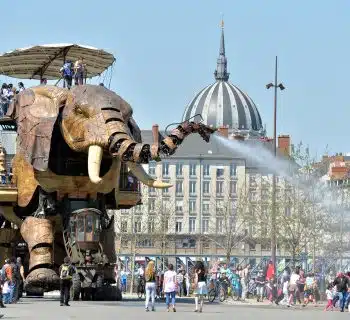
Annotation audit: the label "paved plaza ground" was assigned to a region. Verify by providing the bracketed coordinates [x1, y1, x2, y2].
[0, 297, 348, 320]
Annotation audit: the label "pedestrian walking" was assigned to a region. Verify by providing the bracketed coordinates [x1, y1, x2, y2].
[193, 261, 207, 313]
[59, 257, 74, 306]
[120, 267, 128, 293]
[324, 284, 334, 311]
[177, 270, 184, 297]
[255, 270, 265, 302]
[163, 264, 177, 312]
[184, 271, 190, 296]
[144, 260, 156, 312]
[114, 264, 120, 289]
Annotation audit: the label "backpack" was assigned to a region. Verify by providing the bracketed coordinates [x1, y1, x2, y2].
[60, 264, 72, 280]
[5, 265, 13, 281]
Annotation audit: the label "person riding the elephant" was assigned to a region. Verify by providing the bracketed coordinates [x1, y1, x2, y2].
[60, 61, 73, 89]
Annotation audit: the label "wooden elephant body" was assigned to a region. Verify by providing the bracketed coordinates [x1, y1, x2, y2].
[3, 84, 215, 293]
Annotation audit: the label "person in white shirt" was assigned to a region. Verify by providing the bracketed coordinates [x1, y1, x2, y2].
[138, 265, 145, 276]
[288, 269, 300, 305]
[324, 284, 334, 311]
[18, 82, 25, 92]
[163, 264, 177, 312]
[176, 270, 184, 297]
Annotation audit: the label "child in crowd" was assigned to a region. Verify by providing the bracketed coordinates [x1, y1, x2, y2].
[2, 280, 9, 304]
[324, 284, 334, 311]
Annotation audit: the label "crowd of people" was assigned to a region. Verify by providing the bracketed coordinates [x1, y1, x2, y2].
[60, 57, 87, 89]
[1, 254, 350, 314]
[115, 261, 208, 313]
[0, 257, 25, 307]
[0, 57, 88, 117]
[0, 82, 25, 117]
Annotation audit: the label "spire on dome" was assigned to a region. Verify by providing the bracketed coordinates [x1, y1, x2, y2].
[214, 17, 229, 81]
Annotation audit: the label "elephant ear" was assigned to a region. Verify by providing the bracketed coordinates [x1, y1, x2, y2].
[11, 86, 68, 171]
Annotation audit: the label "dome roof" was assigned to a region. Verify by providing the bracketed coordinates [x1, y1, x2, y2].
[182, 22, 265, 137]
[182, 80, 263, 132]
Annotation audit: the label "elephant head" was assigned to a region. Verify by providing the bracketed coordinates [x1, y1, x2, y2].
[8, 85, 216, 190]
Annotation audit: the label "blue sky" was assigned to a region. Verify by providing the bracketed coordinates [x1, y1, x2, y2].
[1, 0, 349, 157]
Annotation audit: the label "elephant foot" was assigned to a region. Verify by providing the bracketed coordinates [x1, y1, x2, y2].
[24, 268, 60, 293]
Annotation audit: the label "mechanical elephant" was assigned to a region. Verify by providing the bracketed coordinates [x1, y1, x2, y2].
[6, 84, 215, 291]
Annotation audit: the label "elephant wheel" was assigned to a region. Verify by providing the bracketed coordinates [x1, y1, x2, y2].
[208, 289, 216, 303]
[71, 275, 81, 301]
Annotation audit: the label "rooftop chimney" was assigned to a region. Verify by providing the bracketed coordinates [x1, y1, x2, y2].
[278, 135, 290, 157]
[217, 125, 229, 138]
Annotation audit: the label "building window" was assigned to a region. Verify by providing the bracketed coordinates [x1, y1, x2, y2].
[216, 181, 223, 195]
[175, 200, 183, 212]
[148, 219, 155, 233]
[149, 161, 156, 175]
[134, 220, 141, 233]
[189, 181, 196, 194]
[203, 181, 210, 194]
[176, 163, 183, 176]
[189, 218, 196, 233]
[249, 175, 256, 186]
[175, 221, 182, 233]
[262, 206, 268, 217]
[230, 181, 237, 195]
[261, 189, 269, 201]
[163, 218, 169, 232]
[202, 219, 209, 233]
[216, 200, 224, 214]
[148, 198, 155, 212]
[285, 207, 291, 217]
[162, 187, 169, 195]
[189, 199, 196, 213]
[148, 187, 156, 194]
[202, 240, 210, 249]
[230, 163, 237, 176]
[189, 163, 196, 176]
[162, 199, 170, 210]
[216, 218, 223, 233]
[203, 164, 210, 176]
[136, 239, 154, 248]
[216, 165, 224, 178]
[162, 163, 169, 176]
[121, 239, 129, 248]
[176, 181, 183, 194]
[121, 220, 128, 233]
[202, 201, 210, 213]
[249, 191, 257, 201]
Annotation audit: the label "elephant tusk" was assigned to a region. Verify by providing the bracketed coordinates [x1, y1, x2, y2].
[126, 162, 172, 189]
[88, 145, 103, 184]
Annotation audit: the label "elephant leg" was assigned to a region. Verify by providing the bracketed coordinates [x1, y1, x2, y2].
[33, 188, 56, 218]
[20, 217, 59, 293]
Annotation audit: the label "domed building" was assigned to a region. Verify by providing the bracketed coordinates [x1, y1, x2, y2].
[182, 23, 265, 138]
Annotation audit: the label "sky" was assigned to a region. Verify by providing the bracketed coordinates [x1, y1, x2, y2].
[1, 0, 349, 157]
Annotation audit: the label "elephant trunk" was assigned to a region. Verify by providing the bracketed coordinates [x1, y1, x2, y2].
[108, 121, 217, 163]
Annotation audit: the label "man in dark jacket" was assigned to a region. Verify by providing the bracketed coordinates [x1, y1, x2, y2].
[59, 257, 74, 306]
[10, 257, 20, 304]
[333, 273, 350, 312]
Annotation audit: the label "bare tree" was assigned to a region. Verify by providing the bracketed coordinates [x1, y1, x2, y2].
[203, 183, 253, 264]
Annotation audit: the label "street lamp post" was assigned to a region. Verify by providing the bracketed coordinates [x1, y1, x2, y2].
[266, 56, 285, 271]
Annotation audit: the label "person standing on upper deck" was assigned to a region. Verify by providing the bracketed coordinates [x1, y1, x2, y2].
[74, 57, 86, 86]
